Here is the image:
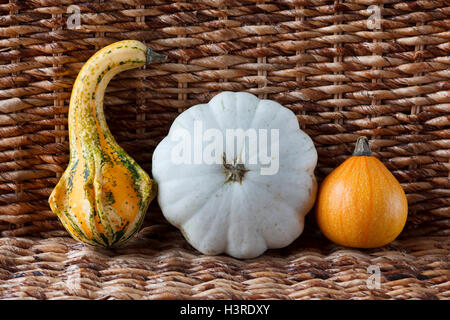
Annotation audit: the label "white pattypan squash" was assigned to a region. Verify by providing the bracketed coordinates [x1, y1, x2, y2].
[152, 92, 317, 259]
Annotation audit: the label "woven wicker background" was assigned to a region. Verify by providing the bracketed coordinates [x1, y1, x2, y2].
[0, 0, 449, 299]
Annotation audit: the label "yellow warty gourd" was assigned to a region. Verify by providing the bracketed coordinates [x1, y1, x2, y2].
[49, 40, 166, 247]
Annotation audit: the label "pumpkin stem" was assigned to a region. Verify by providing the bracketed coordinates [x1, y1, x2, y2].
[146, 47, 167, 65]
[222, 153, 249, 184]
[353, 136, 372, 156]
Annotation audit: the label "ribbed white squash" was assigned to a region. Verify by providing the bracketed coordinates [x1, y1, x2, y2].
[152, 92, 317, 259]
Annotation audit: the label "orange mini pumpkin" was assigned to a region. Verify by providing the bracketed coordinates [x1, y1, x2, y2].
[316, 136, 408, 248]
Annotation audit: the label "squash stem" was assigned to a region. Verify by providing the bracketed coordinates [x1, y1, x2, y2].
[146, 47, 167, 65]
[222, 153, 249, 184]
[353, 136, 372, 156]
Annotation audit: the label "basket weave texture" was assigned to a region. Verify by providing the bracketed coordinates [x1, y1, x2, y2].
[0, 0, 449, 299]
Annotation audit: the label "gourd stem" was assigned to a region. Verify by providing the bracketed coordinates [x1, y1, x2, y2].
[353, 136, 372, 156]
[146, 47, 167, 65]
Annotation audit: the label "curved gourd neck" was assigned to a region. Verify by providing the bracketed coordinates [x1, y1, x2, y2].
[68, 41, 164, 153]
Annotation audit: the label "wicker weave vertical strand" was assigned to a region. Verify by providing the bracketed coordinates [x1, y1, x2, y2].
[409, 7, 424, 175]
[257, 1, 268, 100]
[371, 3, 384, 153]
[136, 4, 146, 142]
[296, 3, 306, 130]
[9, 0, 21, 233]
[177, 5, 187, 125]
[219, 2, 228, 91]
[333, 0, 344, 135]
[52, 7, 64, 181]
[96, 1, 104, 76]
